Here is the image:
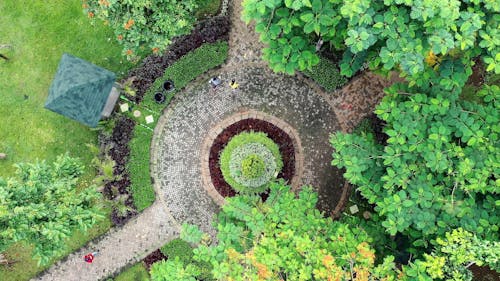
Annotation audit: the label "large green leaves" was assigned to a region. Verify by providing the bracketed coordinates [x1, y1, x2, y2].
[0, 154, 103, 265]
[331, 83, 500, 248]
[244, 0, 500, 87]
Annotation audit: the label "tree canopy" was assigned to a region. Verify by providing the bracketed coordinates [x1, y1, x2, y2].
[83, 0, 197, 59]
[242, 0, 499, 88]
[331, 83, 500, 249]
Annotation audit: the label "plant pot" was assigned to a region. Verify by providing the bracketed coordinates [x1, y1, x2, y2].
[154, 92, 166, 104]
[163, 80, 175, 92]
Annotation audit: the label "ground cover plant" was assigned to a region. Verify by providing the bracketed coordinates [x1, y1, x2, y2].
[128, 125, 156, 212]
[220, 132, 283, 194]
[331, 83, 500, 251]
[195, 0, 222, 19]
[0, 155, 104, 266]
[110, 263, 150, 281]
[302, 56, 348, 92]
[242, 0, 499, 90]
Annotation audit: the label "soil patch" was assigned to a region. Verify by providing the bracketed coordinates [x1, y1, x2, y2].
[467, 58, 485, 87]
[142, 250, 167, 271]
[99, 116, 137, 225]
[470, 265, 500, 281]
[209, 118, 295, 199]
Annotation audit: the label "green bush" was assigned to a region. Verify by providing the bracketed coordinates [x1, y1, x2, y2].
[220, 132, 283, 194]
[128, 125, 155, 212]
[84, 0, 197, 59]
[113, 263, 150, 281]
[160, 239, 193, 263]
[141, 41, 229, 113]
[241, 154, 266, 179]
[303, 56, 347, 92]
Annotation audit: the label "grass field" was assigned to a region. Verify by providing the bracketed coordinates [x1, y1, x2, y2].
[0, 1, 133, 280]
[0, 0, 133, 178]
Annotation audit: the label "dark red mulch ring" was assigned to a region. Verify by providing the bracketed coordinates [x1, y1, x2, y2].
[470, 264, 500, 281]
[209, 118, 295, 200]
[143, 249, 168, 270]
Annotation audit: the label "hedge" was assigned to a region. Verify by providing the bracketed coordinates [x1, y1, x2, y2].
[303, 56, 347, 92]
[128, 125, 155, 212]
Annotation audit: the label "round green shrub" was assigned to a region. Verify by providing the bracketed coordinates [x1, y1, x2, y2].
[220, 132, 283, 194]
[241, 154, 266, 179]
[160, 238, 193, 263]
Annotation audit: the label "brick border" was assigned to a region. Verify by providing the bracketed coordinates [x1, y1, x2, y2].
[200, 109, 305, 206]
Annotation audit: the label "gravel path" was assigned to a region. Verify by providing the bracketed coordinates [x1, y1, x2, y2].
[32, 202, 179, 281]
[30, 0, 393, 279]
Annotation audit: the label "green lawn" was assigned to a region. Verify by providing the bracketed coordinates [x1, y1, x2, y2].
[0, 1, 133, 280]
[0, 0, 133, 178]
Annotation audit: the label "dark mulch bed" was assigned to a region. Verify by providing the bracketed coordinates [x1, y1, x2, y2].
[99, 116, 137, 226]
[209, 118, 295, 199]
[470, 265, 500, 281]
[142, 250, 168, 271]
[123, 16, 231, 103]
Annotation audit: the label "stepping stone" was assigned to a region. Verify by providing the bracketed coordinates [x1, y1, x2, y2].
[120, 103, 129, 112]
[145, 115, 154, 124]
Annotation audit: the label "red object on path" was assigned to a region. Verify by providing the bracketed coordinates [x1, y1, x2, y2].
[84, 253, 94, 263]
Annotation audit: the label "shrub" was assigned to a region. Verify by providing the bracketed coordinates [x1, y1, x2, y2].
[303, 56, 347, 92]
[331, 83, 500, 249]
[241, 154, 266, 179]
[220, 132, 283, 194]
[141, 41, 229, 113]
[160, 239, 193, 263]
[0, 155, 103, 265]
[128, 125, 155, 212]
[84, 0, 197, 59]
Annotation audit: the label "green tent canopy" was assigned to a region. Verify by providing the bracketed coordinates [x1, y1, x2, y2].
[45, 53, 116, 127]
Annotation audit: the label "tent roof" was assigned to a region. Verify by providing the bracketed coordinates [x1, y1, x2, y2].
[45, 53, 116, 127]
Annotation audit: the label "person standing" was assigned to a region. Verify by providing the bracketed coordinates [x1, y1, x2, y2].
[230, 79, 239, 89]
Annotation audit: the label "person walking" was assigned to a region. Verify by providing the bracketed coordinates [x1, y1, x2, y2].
[83, 251, 99, 263]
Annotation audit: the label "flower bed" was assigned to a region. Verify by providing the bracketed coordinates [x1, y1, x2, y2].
[220, 132, 283, 194]
[209, 119, 295, 198]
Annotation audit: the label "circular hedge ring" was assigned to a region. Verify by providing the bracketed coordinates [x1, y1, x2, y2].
[220, 132, 283, 194]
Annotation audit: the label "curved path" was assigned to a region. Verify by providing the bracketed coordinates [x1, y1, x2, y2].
[151, 65, 344, 237]
[32, 0, 392, 280]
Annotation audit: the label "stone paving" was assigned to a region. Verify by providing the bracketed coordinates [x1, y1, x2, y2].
[151, 65, 344, 236]
[31, 0, 396, 279]
[32, 202, 180, 281]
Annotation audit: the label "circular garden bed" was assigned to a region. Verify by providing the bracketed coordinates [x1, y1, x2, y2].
[209, 118, 295, 198]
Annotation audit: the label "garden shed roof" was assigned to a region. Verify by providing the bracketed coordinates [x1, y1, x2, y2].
[45, 53, 116, 127]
